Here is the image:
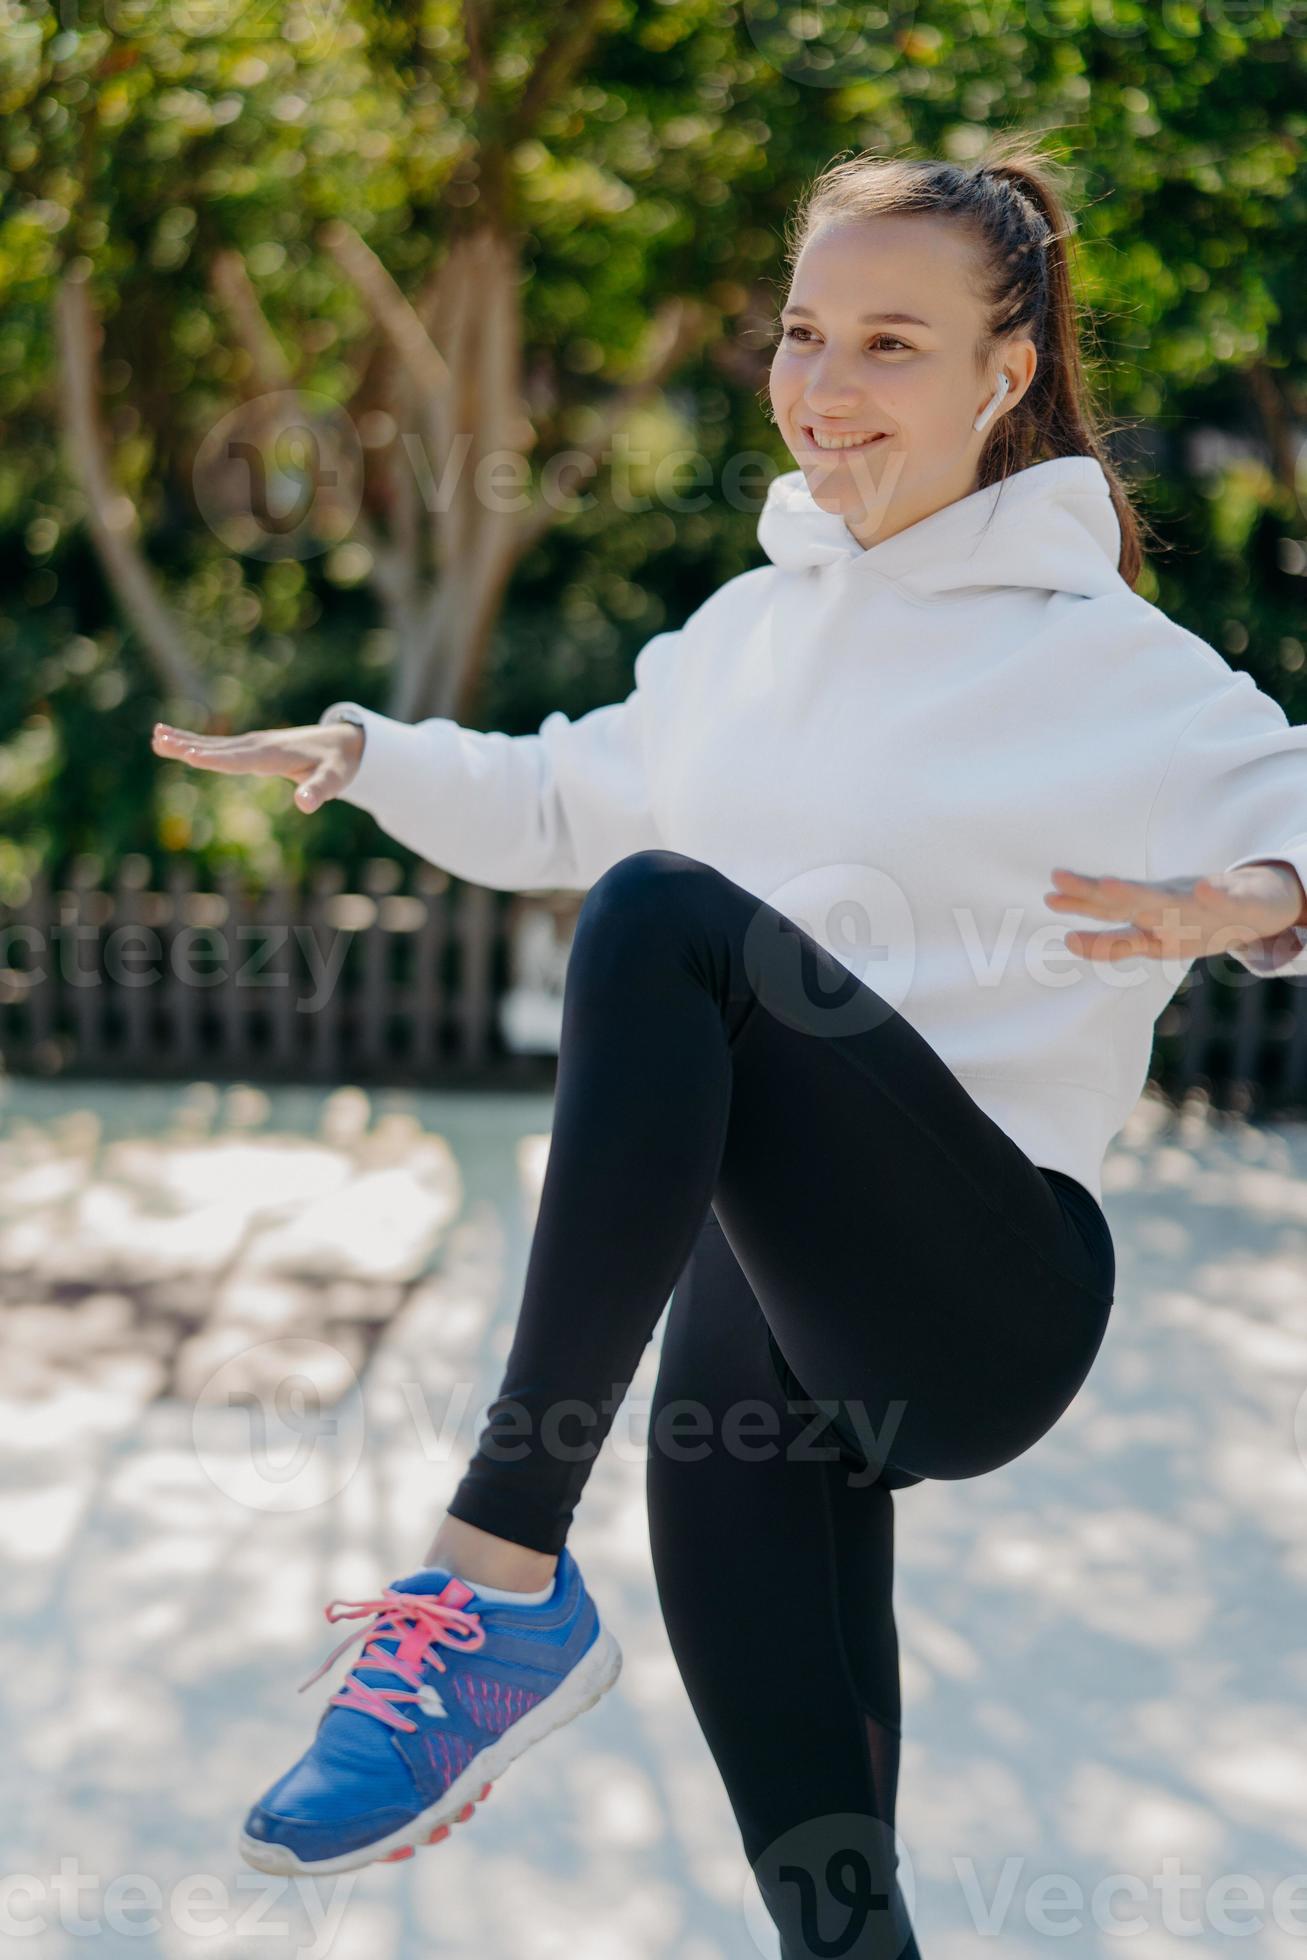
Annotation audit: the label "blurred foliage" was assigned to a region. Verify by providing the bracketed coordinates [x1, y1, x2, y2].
[0, 0, 1305, 898]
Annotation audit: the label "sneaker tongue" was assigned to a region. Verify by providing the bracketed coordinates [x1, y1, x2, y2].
[388, 1567, 478, 1609]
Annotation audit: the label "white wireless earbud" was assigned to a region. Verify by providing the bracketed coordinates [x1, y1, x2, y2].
[972, 371, 1011, 434]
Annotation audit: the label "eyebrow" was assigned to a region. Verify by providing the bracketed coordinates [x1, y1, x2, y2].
[780, 305, 931, 327]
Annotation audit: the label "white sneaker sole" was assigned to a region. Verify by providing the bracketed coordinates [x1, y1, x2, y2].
[237, 1622, 623, 1877]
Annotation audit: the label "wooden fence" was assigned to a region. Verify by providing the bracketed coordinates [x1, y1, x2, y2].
[3, 854, 1307, 1115]
[0, 855, 574, 1089]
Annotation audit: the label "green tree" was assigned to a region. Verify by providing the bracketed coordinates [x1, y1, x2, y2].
[1, 0, 1305, 885]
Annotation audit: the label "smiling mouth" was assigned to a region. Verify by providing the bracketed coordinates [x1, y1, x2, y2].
[801, 426, 889, 452]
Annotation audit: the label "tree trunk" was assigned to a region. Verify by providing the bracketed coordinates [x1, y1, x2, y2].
[54, 266, 216, 717]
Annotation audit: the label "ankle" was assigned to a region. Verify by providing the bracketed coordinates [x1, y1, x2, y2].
[424, 1515, 559, 1593]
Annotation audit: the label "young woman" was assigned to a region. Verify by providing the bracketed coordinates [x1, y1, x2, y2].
[155, 142, 1307, 1958]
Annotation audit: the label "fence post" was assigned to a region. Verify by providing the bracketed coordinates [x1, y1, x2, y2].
[408, 864, 449, 1077]
[453, 881, 497, 1071]
[114, 854, 157, 1066]
[357, 859, 401, 1072]
[65, 854, 108, 1069]
[307, 862, 347, 1081]
[163, 861, 200, 1069]
[214, 864, 256, 1071]
[263, 873, 300, 1072]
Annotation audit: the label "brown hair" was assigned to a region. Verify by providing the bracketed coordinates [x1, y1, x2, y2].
[782, 133, 1148, 589]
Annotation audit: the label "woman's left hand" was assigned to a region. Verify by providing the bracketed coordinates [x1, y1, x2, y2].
[1045, 862, 1307, 962]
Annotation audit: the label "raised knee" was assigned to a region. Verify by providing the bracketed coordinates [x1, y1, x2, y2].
[579, 849, 710, 930]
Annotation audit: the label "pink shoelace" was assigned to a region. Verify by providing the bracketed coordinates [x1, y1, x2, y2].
[298, 1589, 488, 1734]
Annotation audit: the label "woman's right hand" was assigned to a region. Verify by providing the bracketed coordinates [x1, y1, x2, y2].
[150, 719, 366, 813]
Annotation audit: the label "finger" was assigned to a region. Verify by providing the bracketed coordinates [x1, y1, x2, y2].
[294, 763, 341, 813]
[1064, 927, 1158, 960]
[153, 726, 262, 750]
[153, 725, 254, 744]
[154, 734, 292, 775]
[1045, 890, 1112, 914]
[1053, 867, 1212, 917]
[1047, 895, 1183, 937]
[168, 748, 286, 775]
[1045, 886, 1145, 922]
[1051, 868, 1156, 897]
[1192, 874, 1256, 907]
[1049, 867, 1116, 889]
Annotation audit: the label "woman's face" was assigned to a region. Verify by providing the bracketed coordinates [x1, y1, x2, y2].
[769, 213, 1036, 549]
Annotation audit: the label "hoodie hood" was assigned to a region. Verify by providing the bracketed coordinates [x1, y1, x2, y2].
[756, 454, 1126, 602]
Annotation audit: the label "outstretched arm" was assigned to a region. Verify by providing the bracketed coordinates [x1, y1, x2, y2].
[315, 627, 685, 893]
[1044, 670, 1307, 976]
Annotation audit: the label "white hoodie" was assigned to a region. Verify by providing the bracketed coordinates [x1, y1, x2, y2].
[321, 454, 1307, 1206]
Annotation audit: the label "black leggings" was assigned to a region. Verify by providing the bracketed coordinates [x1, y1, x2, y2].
[446, 850, 1115, 1959]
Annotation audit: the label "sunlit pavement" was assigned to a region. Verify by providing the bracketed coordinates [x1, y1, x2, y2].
[3, 1076, 1307, 1960]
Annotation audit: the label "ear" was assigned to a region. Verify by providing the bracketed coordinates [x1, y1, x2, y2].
[1000, 337, 1039, 414]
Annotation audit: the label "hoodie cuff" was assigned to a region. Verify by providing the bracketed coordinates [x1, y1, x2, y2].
[317, 699, 425, 816]
[1222, 845, 1307, 976]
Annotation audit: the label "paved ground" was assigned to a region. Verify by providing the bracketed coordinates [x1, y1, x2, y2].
[3, 1075, 1307, 1960]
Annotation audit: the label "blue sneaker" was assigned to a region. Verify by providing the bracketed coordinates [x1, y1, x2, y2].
[239, 1545, 622, 1875]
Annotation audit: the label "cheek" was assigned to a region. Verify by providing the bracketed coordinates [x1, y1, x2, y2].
[886, 384, 954, 453]
[880, 370, 928, 411]
[768, 352, 798, 403]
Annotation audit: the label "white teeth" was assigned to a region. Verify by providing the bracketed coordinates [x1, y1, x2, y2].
[805, 429, 883, 450]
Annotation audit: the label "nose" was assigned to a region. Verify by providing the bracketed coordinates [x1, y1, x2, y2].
[800, 349, 867, 415]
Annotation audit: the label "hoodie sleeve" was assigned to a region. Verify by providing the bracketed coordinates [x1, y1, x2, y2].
[316, 628, 681, 893]
[1145, 669, 1307, 977]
